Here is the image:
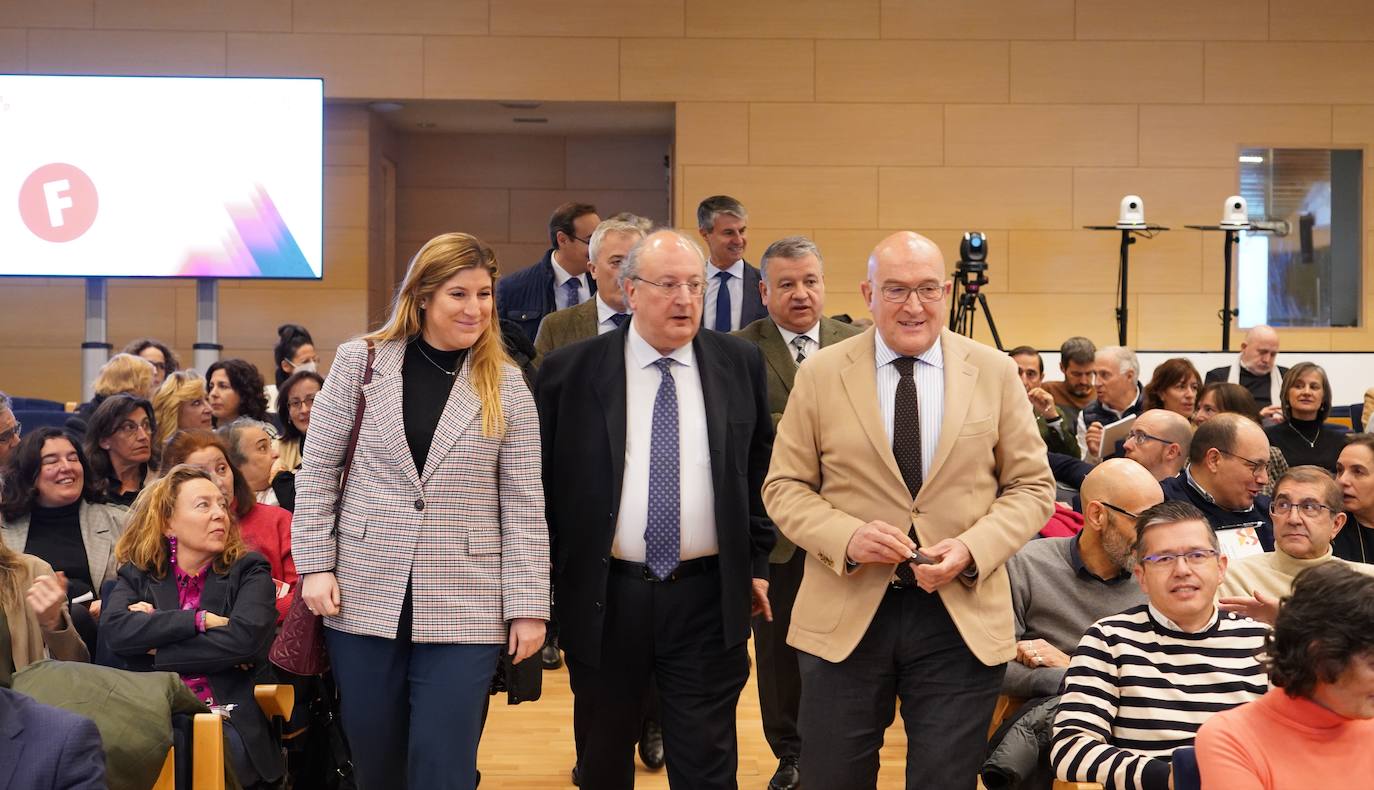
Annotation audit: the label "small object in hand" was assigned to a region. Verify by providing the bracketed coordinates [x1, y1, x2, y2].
[908, 549, 938, 566]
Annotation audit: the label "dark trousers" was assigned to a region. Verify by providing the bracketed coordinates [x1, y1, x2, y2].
[566, 564, 749, 790]
[325, 597, 500, 790]
[797, 587, 1004, 790]
[751, 549, 805, 760]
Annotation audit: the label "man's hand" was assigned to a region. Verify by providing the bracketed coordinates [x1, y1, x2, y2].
[1028, 388, 1058, 420]
[26, 573, 68, 631]
[507, 618, 546, 664]
[1219, 589, 1280, 625]
[1015, 638, 1071, 669]
[913, 538, 973, 593]
[845, 520, 916, 565]
[751, 579, 772, 621]
[1085, 422, 1104, 458]
[89, 599, 102, 619]
[127, 601, 156, 614]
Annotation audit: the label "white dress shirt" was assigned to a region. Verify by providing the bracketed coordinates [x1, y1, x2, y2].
[595, 294, 628, 335]
[551, 250, 590, 310]
[704, 259, 744, 331]
[874, 331, 944, 477]
[777, 322, 820, 365]
[613, 322, 718, 562]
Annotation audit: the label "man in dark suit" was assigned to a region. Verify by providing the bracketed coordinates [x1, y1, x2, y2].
[732, 235, 859, 790]
[1204, 324, 1288, 413]
[537, 229, 775, 790]
[698, 195, 768, 332]
[533, 217, 645, 367]
[0, 685, 106, 790]
[497, 201, 601, 342]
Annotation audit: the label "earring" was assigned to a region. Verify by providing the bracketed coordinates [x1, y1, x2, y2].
[167, 534, 178, 564]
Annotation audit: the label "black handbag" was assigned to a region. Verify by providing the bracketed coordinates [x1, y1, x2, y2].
[489, 651, 543, 705]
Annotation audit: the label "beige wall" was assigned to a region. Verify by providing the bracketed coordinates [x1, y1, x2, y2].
[4, 0, 1374, 399]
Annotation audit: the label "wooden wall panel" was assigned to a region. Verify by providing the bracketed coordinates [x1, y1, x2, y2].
[749, 103, 943, 167]
[675, 103, 748, 165]
[1206, 44, 1374, 104]
[815, 41, 1008, 102]
[565, 135, 671, 191]
[879, 0, 1073, 40]
[1075, 0, 1268, 41]
[509, 189, 668, 242]
[425, 36, 619, 101]
[1270, 0, 1374, 42]
[620, 39, 814, 102]
[1071, 168, 1235, 228]
[683, 166, 878, 229]
[1333, 105, 1374, 154]
[1139, 105, 1334, 167]
[1010, 42, 1203, 103]
[812, 229, 1010, 294]
[0, 0, 92, 29]
[944, 105, 1137, 167]
[397, 187, 509, 243]
[0, 29, 26, 71]
[685, 0, 878, 39]
[879, 167, 1073, 230]
[27, 29, 226, 75]
[93, 0, 290, 32]
[227, 34, 422, 98]
[394, 134, 566, 189]
[491, 0, 683, 37]
[291, 0, 486, 36]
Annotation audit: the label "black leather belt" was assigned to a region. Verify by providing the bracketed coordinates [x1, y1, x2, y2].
[610, 555, 719, 583]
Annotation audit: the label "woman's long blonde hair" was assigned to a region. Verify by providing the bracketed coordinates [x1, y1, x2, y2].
[115, 464, 250, 579]
[151, 370, 207, 451]
[365, 232, 512, 437]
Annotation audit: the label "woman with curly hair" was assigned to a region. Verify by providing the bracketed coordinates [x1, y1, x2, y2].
[205, 359, 269, 427]
[1197, 562, 1374, 787]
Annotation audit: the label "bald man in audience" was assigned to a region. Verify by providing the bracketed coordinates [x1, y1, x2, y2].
[1161, 413, 1275, 557]
[1205, 324, 1287, 413]
[1221, 467, 1374, 612]
[1121, 409, 1191, 482]
[1005, 459, 1163, 699]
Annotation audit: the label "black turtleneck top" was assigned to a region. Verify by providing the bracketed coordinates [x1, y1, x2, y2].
[24, 500, 95, 599]
[1265, 417, 1344, 472]
[402, 336, 468, 476]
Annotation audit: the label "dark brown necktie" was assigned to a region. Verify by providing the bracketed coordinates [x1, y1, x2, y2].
[892, 357, 923, 586]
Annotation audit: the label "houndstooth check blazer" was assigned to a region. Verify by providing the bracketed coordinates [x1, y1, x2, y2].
[292, 338, 550, 643]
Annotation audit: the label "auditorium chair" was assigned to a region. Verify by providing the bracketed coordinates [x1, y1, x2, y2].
[987, 694, 1027, 739]
[151, 684, 294, 790]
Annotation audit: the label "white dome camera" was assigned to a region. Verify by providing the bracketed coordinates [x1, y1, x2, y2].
[1220, 195, 1249, 228]
[1117, 195, 1146, 228]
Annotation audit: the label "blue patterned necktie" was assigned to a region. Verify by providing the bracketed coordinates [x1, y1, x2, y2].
[644, 358, 680, 580]
[713, 270, 733, 332]
[611, 312, 630, 328]
[562, 277, 583, 308]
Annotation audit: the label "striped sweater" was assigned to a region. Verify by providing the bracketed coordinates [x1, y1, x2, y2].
[1049, 604, 1269, 790]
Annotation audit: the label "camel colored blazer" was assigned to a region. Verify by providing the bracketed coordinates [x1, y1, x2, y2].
[763, 327, 1054, 666]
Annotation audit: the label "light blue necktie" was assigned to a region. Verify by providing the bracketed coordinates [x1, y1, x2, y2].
[644, 358, 680, 580]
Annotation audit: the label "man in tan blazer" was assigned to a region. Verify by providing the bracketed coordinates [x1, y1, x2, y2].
[733, 235, 860, 790]
[532, 218, 645, 367]
[763, 231, 1054, 790]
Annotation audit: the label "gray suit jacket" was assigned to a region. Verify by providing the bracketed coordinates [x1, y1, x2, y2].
[1, 500, 128, 591]
[532, 298, 600, 368]
[734, 316, 862, 562]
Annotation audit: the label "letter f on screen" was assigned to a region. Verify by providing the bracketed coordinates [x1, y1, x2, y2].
[43, 179, 74, 227]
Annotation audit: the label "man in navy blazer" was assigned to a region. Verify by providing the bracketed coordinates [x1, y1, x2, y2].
[536, 229, 775, 790]
[497, 201, 601, 342]
[0, 686, 106, 790]
[698, 195, 768, 333]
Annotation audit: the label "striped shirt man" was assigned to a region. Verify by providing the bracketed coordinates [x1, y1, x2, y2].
[1050, 603, 1269, 790]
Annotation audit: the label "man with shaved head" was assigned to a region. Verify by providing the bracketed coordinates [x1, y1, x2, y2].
[1205, 324, 1288, 411]
[1004, 459, 1164, 699]
[1122, 409, 1191, 482]
[765, 231, 1054, 788]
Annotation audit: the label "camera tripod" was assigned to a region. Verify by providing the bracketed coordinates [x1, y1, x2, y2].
[949, 263, 1002, 349]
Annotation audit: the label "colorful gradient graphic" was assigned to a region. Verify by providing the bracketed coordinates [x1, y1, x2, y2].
[178, 186, 315, 278]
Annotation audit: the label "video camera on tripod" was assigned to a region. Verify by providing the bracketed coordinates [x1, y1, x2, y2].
[948, 231, 1002, 349]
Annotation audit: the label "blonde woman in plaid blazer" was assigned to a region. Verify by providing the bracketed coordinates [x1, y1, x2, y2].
[294, 233, 550, 790]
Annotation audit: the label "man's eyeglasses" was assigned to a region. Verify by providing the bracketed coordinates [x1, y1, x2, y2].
[632, 277, 706, 296]
[878, 284, 944, 304]
[288, 394, 317, 413]
[1125, 429, 1171, 446]
[1139, 549, 1220, 568]
[1217, 448, 1268, 478]
[0, 421, 20, 444]
[1100, 502, 1139, 520]
[1271, 500, 1336, 518]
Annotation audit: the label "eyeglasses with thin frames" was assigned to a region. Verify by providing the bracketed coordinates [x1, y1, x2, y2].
[1100, 501, 1139, 521]
[0, 421, 20, 444]
[1125, 429, 1171, 446]
[877, 283, 945, 304]
[1271, 500, 1337, 518]
[632, 277, 706, 296]
[1139, 549, 1220, 569]
[1217, 448, 1268, 478]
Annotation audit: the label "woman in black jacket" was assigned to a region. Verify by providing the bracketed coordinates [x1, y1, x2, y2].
[103, 465, 282, 788]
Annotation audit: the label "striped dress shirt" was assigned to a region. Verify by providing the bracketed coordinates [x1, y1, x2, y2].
[1050, 604, 1270, 790]
[874, 331, 943, 477]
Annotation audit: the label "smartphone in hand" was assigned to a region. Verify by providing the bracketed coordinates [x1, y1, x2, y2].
[909, 549, 938, 566]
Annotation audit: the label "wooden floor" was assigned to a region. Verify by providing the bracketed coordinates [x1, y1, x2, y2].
[477, 645, 913, 789]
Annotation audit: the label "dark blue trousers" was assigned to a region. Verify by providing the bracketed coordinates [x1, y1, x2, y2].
[325, 600, 500, 790]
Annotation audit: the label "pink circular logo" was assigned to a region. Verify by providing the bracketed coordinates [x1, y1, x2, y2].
[19, 163, 99, 242]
